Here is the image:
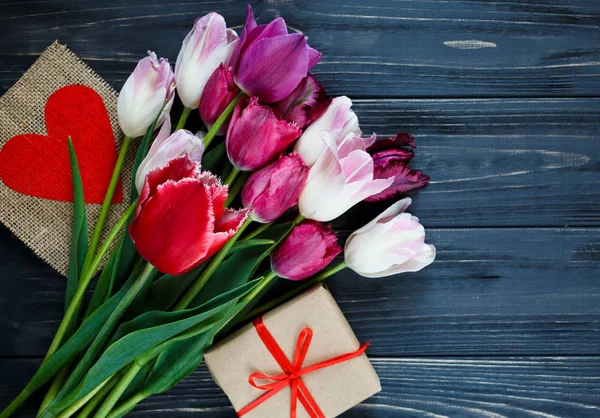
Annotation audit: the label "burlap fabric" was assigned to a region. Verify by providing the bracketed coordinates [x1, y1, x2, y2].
[0, 42, 133, 276]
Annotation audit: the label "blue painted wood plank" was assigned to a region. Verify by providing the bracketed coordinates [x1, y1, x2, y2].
[0, 0, 598, 97]
[2, 357, 599, 417]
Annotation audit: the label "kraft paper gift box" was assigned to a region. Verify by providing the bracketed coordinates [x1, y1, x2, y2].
[204, 285, 381, 418]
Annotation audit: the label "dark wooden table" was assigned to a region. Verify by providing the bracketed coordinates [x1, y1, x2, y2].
[1, 1, 599, 416]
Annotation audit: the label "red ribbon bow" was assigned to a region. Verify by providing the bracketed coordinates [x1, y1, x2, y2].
[237, 317, 369, 418]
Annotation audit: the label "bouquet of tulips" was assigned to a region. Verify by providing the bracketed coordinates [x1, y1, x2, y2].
[1, 6, 435, 418]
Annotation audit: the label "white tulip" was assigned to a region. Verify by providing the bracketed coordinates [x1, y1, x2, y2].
[344, 198, 436, 278]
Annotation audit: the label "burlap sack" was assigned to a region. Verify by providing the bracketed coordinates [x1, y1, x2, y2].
[0, 42, 133, 276]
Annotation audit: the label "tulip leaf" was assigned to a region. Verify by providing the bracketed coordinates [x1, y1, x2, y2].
[126, 263, 206, 317]
[65, 138, 88, 333]
[49, 262, 158, 409]
[201, 141, 226, 173]
[84, 237, 123, 317]
[48, 279, 261, 414]
[12, 270, 144, 410]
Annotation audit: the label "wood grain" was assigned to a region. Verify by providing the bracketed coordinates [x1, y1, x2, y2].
[1, 226, 598, 358]
[0, 0, 599, 97]
[340, 97, 600, 228]
[2, 357, 599, 417]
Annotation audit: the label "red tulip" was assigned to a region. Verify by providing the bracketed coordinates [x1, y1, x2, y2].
[129, 155, 248, 275]
[365, 133, 430, 202]
[199, 65, 241, 135]
[271, 221, 342, 281]
[241, 154, 309, 223]
[226, 96, 302, 171]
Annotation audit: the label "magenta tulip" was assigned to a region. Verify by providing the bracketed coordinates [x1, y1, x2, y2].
[272, 75, 330, 130]
[271, 221, 342, 281]
[241, 154, 309, 223]
[365, 133, 430, 202]
[230, 5, 321, 103]
[226, 96, 302, 171]
[199, 65, 240, 135]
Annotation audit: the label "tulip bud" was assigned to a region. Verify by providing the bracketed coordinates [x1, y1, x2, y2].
[294, 96, 362, 166]
[175, 13, 239, 109]
[344, 198, 436, 278]
[199, 65, 240, 135]
[364, 133, 430, 202]
[130, 155, 248, 275]
[271, 221, 342, 281]
[117, 51, 175, 138]
[226, 97, 301, 171]
[135, 120, 205, 194]
[273, 75, 331, 130]
[298, 133, 393, 222]
[241, 154, 309, 223]
[231, 6, 321, 103]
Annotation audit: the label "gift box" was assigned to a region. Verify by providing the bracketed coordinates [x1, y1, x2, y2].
[204, 285, 381, 418]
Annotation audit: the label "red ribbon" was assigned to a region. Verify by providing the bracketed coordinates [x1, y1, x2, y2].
[237, 317, 369, 418]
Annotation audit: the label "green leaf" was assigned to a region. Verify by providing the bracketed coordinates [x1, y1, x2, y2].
[48, 279, 261, 414]
[65, 138, 88, 333]
[51, 264, 157, 405]
[85, 238, 122, 317]
[11, 270, 144, 405]
[201, 141, 226, 173]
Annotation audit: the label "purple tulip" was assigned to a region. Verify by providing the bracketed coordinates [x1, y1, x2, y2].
[271, 220, 342, 281]
[272, 74, 331, 130]
[365, 133, 430, 202]
[230, 5, 322, 103]
[199, 65, 241, 135]
[226, 96, 302, 171]
[241, 154, 309, 223]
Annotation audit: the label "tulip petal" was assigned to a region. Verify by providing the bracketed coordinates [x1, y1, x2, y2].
[208, 208, 249, 259]
[139, 155, 197, 209]
[237, 34, 309, 103]
[130, 178, 215, 275]
[307, 46, 322, 69]
[365, 162, 430, 202]
[358, 244, 436, 278]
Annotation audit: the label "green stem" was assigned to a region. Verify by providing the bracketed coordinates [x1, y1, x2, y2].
[293, 213, 305, 226]
[80, 135, 133, 279]
[224, 167, 240, 187]
[173, 216, 253, 310]
[242, 222, 273, 241]
[224, 171, 249, 207]
[106, 272, 279, 418]
[56, 377, 112, 418]
[202, 91, 245, 148]
[76, 376, 120, 418]
[0, 385, 33, 418]
[43, 201, 138, 361]
[92, 363, 143, 418]
[37, 367, 69, 416]
[106, 392, 146, 418]
[175, 107, 192, 131]
[245, 262, 347, 321]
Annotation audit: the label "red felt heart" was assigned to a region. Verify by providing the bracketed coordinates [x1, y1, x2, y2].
[0, 84, 122, 204]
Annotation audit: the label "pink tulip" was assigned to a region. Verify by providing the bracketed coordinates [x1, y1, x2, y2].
[230, 5, 321, 103]
[298, 133, 393, 222]
[129, 155, 247, 275]
[135, 118, 205, 194]
[272, 75, 331, 130]
[271, 221, 342, 281]
[294, 96, 363, 166]
[344, 198, 436, 278]
[226, 97, 302, 171]
[365, 133, 430, 202]
[199, 65, 241, 135]
[117, 51, 175, 138]
[241, 154, 309, 223]
[175, 13, 239, 109]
